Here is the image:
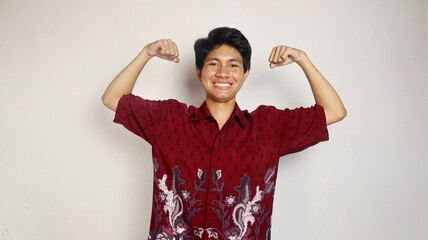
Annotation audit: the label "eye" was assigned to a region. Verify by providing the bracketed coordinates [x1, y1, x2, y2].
[208, 62, 219, 66]
[229, 63, 241, 69]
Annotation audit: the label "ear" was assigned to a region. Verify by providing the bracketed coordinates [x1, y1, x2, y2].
[243, 70, 250, 81]
[196, 68, 202, 81]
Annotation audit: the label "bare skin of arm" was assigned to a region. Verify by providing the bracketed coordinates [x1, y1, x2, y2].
[269, 46, 347, 125]
[102, 39, 179, 112]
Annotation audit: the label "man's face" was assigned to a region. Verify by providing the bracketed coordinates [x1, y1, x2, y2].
[196, 44, 250, 104]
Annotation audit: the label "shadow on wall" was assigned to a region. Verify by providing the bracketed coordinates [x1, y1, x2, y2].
[181, 62, 205, 106]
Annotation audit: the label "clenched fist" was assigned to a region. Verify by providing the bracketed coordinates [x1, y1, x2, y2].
[269, 45, 306, 68]
[144, 39, 180, 63]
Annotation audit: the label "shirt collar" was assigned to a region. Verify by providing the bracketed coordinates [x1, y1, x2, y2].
[190, 101, 250, 128]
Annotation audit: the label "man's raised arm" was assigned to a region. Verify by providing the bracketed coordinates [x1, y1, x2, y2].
[269, 45, 347, 125]
[102, 39, 180, 112]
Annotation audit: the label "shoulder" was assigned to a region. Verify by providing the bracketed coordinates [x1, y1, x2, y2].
[250, 104, 289, 116]
[117, 94, 189, 116]
[251, 104, 322, 114]
[123, 94, 186, 107]
[249, 104, 325, 122]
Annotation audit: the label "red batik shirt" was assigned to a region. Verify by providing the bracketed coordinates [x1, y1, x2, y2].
[114, 94, 329, 240]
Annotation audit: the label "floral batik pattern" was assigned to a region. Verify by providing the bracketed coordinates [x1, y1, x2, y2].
[148, 157, 276, 240]
[209, 168, 276, 240]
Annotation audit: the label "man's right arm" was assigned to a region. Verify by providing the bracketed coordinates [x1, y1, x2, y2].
[102, 39, 180, 112]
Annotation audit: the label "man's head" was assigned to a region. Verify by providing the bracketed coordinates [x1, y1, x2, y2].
[194, 27, 251, 104]
[194, 27, 252, 73]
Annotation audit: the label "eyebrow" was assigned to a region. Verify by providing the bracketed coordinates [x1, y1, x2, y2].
[206, 57, 242, 63]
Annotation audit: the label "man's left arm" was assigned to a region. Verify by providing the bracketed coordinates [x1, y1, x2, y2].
[269, 46, 347, 125]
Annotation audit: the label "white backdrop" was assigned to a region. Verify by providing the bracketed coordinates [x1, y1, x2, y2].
[1, 0, 427, 239]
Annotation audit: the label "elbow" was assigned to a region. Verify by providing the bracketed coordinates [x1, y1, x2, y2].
[101, 94, 118, 112]
[337, 108, 347, 121]
[326, 107, 347, 125]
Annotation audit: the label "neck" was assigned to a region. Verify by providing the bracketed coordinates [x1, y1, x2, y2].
[206, 99, 236, 130]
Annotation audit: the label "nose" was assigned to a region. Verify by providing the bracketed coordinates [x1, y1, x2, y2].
[215, 65, 229, 77]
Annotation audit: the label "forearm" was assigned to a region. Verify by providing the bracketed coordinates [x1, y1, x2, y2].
[102, 48, 152, 111]
[297, 54, 347, 125]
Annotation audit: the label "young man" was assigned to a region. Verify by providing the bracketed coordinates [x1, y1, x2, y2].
[102, 27, 346, 240]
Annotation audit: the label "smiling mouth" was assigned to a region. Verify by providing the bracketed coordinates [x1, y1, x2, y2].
[213, 82, 232, 87]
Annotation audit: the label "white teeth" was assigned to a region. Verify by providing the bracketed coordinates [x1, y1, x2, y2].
[214, 83, 231, 87]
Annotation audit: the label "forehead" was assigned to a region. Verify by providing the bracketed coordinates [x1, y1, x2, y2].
[205, 44, 243, 62]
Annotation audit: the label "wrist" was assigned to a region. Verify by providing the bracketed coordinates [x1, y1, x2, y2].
[296, 51, 308, 64]
[137, 46, 154, 63]
[142, 45, 154, 57]
[296, 51, 312, 68]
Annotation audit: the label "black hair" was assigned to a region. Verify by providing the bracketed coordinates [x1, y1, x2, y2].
[194, 27, 252, 73]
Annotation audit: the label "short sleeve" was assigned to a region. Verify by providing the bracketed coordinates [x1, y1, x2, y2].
[113, 94, 182, 145]
[264, 104, 329, 156]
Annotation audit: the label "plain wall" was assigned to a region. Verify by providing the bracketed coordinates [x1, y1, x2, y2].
[1, 0, 427, 239]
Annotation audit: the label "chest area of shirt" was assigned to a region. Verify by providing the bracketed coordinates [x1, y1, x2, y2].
[153, 118, 279, 173]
